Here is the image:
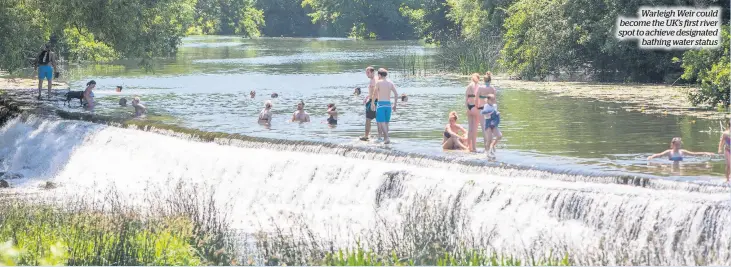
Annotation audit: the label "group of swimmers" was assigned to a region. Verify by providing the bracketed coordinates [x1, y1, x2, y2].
[81, 80, 147, 117]
[254, 66, 402, 144]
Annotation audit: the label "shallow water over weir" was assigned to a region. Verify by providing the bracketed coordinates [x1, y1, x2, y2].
[1, 117, 731, 265]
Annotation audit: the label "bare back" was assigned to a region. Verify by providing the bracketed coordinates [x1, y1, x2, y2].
[375, 79, 397, 101]
[465, 84, 477, 106]
[477, 85, 496, 107]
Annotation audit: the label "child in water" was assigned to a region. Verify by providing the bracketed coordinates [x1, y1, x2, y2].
[648, 137, 715, 162]
[719, 120, 731, 182]
[326, 103, 337, 125]
[131, 97, 147, 117]
[480, 94, 501, 157]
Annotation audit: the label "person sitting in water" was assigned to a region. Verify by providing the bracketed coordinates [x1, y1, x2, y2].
[401, 93, 408, 102]
[131, 97, 147, 117]
[271, 93, 279, 98]
[648, 137, 715, 162]
[291, 100, 310, 123]
[258, 100, 273, 125]
[250, 90, 256, 98]
[326, 103, 338, 125]
[443, 111, 469, 151]
[481, 94, 502, 157]
[354, 87, 361, 96]
[83, 80, 96, 109]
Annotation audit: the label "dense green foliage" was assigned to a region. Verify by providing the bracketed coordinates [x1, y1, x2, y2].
[189, 0, 264, 36]
[680, 26, 730, 107]
[0, 0, 197, 72]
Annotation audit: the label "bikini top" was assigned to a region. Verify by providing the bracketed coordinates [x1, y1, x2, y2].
[669, 150, 683, 161]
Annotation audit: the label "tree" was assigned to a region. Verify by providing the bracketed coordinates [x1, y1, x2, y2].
[301, 0, 416, 39]
[256, 0, 319, 37]
[680, 26, 730, 107]
[191, 0, 264, 36]
[0, 0, 197, 73]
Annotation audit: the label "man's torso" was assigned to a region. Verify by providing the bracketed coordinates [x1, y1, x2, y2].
[376, 80, 394, 101]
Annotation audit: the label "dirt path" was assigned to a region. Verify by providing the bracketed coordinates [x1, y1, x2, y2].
[0, 77, 68, 90]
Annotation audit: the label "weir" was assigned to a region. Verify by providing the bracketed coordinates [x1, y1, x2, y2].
[0, 116, 730, 265]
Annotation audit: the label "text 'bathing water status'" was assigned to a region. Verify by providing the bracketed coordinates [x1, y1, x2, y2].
[616, 6, 722, 50]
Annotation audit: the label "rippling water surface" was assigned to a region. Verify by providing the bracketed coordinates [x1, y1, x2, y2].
[53, 36, 727, 180]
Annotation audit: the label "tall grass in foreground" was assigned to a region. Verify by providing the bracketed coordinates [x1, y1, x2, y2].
[1, 184, 573, 266]
[253, 190, 573, 266]
[0, 182, 239, 266]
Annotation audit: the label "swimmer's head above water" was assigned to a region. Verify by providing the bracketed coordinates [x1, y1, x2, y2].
[400, 93, 408, 102]
[264, 100, 272, 109]
[327, 103, 336, 111]
[670, 137, 682, 149]
[297, 100, 305, 110]
[250, 90, 256, 98]
[271, 93, 279, 98]
[354, 87, 361, 95]
[116, 86, 122, 92]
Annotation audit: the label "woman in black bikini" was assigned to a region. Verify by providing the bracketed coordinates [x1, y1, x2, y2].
[443, 111, 469, 151]
[465, 73, 481, 152]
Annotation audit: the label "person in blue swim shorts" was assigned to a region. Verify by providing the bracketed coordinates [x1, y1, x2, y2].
[481, 94, 502, 157]
[34, 43, 58, 99]
[369, 68, 399, 144]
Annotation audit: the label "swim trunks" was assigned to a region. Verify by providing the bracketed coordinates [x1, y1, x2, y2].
[376, 101, 392, 123]
[365, 99, 376, 119]
[38, 65, 53, 81]
[481, 105, 500, 130]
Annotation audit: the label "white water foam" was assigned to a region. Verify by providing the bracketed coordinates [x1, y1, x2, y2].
[1, 117, 730, 265]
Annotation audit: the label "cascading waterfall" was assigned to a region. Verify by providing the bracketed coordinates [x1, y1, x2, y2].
[1, 117, 730, 265]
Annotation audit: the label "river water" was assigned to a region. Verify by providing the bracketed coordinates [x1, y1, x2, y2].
[2, 36, 731, 265]
[55, 36, 726, 180]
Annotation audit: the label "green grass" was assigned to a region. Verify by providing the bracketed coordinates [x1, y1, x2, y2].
[321, 245, 571, 266]
[0, 203, 200, 265]
[0, 184, 239, 266]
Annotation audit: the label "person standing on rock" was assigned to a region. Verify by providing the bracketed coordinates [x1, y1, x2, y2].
[34, 43, 58, 99]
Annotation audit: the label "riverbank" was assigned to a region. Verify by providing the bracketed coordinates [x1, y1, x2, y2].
[0, 77, 68, 90]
